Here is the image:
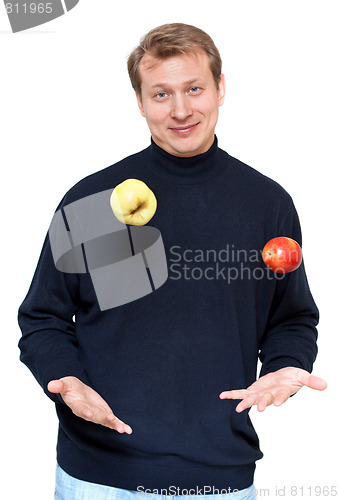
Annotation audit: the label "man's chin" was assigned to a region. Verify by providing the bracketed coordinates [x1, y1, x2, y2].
[171, 140, 210, 158]
[155, 136, 209, 158]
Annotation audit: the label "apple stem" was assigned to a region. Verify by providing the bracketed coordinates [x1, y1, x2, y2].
[131, 202, 144, 215]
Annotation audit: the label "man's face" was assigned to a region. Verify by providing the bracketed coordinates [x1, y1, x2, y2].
[136, 50, 225, 158]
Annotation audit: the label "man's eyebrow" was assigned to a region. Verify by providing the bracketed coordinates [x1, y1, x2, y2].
[150, 79, 203, 89]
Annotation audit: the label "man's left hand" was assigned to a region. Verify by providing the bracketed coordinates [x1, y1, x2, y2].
[219, 367, 327, 413]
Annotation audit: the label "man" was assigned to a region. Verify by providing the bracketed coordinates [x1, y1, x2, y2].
[18, 23, 326, 499]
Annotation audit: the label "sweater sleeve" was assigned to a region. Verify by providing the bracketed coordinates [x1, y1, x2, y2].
[18, 200, 89, 404]
[258, 200, 319, 377]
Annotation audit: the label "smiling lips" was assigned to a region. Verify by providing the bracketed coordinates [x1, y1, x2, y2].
[169, 122, 200, 135]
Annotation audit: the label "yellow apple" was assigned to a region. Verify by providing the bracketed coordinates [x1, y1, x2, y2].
[110, 178, 157, 226]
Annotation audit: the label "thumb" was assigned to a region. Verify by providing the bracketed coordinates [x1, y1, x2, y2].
[308, 375, 328, 391]
[301, 373, 328, 391]
[47, 379, 70, 394]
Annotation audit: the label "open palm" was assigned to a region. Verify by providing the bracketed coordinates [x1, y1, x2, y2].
[48, 376, 132, 433]
[219, 367, 327, 412]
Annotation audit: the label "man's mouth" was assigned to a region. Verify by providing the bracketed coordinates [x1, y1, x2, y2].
[169, 123, 200, 135]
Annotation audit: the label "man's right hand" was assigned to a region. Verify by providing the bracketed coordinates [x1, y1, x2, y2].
[47, 376, 132, 434]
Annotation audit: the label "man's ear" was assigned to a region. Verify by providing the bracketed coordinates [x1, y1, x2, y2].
[136, 91, 145, 117]
[217, 74, 226, 107]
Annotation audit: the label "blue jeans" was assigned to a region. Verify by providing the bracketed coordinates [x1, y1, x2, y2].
[55, 465, 257, 500]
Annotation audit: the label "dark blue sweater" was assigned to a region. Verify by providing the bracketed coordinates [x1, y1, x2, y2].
[18, 137, 319, 492]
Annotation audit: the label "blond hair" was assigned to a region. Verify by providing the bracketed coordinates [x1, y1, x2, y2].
[127, 23, 222, 97]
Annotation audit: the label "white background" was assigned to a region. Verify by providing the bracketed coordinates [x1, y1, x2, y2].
[1, 1, 338, 498]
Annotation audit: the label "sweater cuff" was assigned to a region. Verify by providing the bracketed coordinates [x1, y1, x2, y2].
[259, 357, 305, 378]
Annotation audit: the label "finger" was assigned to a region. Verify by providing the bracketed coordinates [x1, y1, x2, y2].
[96, 412, 132, 434]
[273, 390, 291, 407]
[219, 389, 249, 400]
[257, 392, 274, 412]
[72, 402, 95, 420]
[105, 414, 133, 434]
[236, 394, 257, 413]
[73, 403, 132, 434]
[89, 404, 132, 434]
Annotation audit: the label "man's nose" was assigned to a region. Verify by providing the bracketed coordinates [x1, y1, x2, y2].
[170, 95, 193, 120]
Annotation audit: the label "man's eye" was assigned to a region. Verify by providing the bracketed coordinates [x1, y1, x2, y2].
[156, 92, 168, 99]
[189, 87, 200, 93]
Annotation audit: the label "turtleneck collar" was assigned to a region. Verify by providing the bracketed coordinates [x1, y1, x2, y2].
[145, 135, 227, 184]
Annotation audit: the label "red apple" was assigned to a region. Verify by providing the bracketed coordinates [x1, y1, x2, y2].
[262, 237, 302, 274]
